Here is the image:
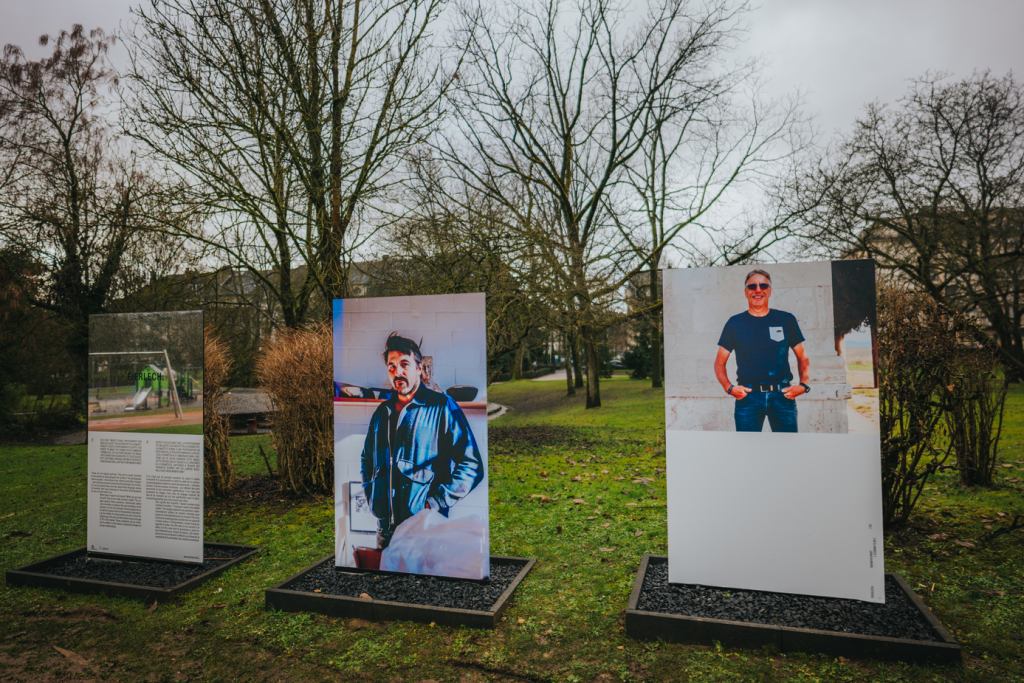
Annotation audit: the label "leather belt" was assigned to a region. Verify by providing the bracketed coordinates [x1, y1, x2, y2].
[742, 383, 790, 392]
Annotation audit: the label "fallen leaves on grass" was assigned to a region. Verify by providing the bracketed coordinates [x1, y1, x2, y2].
[634, 530, 643, 538]
[980, 589, 1005, 596]
[572, 498, 587, 504]
[601, 522, 611, 528]
[953, 540, 975, 548]
[599, 548, 615, 552]
[53, 646, 89, 666]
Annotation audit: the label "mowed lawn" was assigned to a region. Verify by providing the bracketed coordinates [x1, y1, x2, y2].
[0, 377, 1020, 682]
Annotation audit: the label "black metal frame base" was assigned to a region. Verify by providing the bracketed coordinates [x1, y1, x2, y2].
[265, 554, 535, 629]
[5, 543, 262, 603]
[625, 555, 961, 665]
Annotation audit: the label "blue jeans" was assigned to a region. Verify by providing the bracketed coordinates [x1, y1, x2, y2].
[734, 389, 798, 432]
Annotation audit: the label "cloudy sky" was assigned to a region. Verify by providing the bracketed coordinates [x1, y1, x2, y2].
[4, 0, 1021, 141]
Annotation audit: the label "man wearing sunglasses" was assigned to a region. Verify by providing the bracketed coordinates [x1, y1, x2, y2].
[713, 269, 811, 432]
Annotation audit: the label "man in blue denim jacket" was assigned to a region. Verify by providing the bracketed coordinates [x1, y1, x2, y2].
[361, 333, 483, 549]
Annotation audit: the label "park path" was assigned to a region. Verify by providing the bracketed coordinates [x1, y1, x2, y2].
[532, 369, 569, 381]
[88, 410, 202, 432]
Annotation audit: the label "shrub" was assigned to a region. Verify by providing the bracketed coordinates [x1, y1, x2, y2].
[256, 322, 332, 495]
[943, 342, 1009, 487]
[622, 343, 651, 380]
[877, 287, 959, 528]
[203, 326, 234, 498]
[0, 383, 26, 422]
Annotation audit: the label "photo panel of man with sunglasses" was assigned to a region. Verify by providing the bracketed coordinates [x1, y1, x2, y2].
[663, 260, 885, 603]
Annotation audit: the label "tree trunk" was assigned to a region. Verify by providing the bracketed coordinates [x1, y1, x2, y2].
[563, 330, 575, 396]
[67, 316, 89, 418]
[649, 260, 663, 389]
[583, 331, 602, 408]
[512, 337, 526, 380]
[571, 334, 585, 388]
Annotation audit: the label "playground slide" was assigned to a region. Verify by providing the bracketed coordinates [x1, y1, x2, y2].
[125, 386, 151, 411]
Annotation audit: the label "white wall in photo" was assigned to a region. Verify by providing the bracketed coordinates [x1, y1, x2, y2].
[87, 432, 204, 563]
[333, 293, 489, 580]
[663, 261, 885, 602]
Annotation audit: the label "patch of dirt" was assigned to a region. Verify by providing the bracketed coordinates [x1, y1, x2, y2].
[22, 606, 117, 622]
[490, 426, 598, 450]
[0, 425, 85, 447]
[53, 430, 87, 446]
[205, 474, 322, 513]
[231, 474, 284, 499]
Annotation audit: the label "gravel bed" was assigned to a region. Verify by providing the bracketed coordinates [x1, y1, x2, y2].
[38, 545, 251, 588]
[637, 560, 938, 641]
[290, 561, 525, 611]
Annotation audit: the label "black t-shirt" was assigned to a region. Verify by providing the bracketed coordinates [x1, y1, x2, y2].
[717, 309, 805, 385]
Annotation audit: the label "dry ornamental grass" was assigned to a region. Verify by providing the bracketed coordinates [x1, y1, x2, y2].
[203, 325, 234, 498]
[256, 321, 332, 495]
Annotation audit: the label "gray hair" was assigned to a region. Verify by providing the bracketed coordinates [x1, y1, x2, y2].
[744, 269, 772, 286]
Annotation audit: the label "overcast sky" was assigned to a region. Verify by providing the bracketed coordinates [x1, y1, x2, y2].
[4, 0, 1021, 142]
[4, 0, 1021, 269]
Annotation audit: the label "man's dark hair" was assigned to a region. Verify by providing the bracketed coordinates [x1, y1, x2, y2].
[382, 332, 423, 365]
[744, 269, 772, 286]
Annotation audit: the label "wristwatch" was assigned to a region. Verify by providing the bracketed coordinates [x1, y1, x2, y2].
[800, 383, 811, 394]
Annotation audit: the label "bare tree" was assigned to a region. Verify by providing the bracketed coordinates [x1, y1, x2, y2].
[367, 152, 550, 381]
[0, 26, 194, 416]
[792, 71, 1024, 378]
[125, 0, 458, 325]
[624, 56, 806, 388]
[445, 0, 801, 407]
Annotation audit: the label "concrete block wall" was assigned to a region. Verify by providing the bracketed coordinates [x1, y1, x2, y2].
[664, 263, 852, 433]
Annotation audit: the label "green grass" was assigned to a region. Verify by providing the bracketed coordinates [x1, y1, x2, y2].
[0, 378, 1021, 681]
[492, 375, 666, 432]
[126, 423, 205, 435]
